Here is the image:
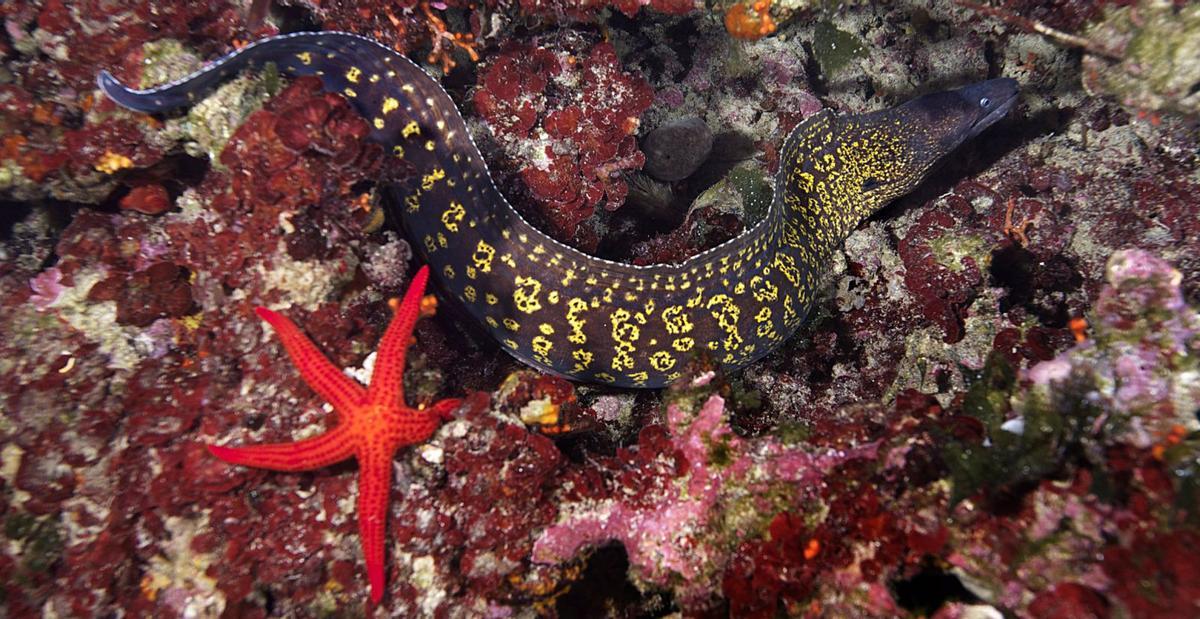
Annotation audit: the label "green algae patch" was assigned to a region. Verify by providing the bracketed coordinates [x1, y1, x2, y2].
[930, 233, 989, 273]
[940, 353, 1097, 506]
[938, 349, 1157, 508]
[775, 420, 812, 445]
[706, 433, 735, 467]
[4, 512, 64, 578]
[727, 164, 773, 215]
[1083, 2, 1200, 117]
[812, 21, 866, 78]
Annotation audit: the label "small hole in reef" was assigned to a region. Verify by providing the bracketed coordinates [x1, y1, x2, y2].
[555, 544, 672, 617]
[983, 40, 1001, 79]
[989, 244, 1082, 328]
[892, 557, 979, 614]
[0, 200, 33, 240]
[275, 3, 321, 33]
[349, 179, 375, 195]
[243, 412, 266, 431]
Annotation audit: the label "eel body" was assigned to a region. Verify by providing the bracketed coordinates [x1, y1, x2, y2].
[99, 32, 1017, 388]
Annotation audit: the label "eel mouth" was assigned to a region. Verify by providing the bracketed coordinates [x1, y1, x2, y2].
[963, 78, 1020, 141]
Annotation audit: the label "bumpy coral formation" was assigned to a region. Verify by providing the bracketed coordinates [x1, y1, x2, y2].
[473, 39, 654, 248]
[1081, 1, 1200, 117]
[1024, 250, 1199, 448]
[937, 249, 1200, 617]
[534, 392, 877, 610]
[725, 0, 777, 40]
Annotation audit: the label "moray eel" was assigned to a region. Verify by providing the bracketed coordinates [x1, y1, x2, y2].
[99, 31, 1018, 388]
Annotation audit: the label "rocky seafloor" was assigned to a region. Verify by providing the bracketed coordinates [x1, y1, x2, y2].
[1, 0, 1198, 616]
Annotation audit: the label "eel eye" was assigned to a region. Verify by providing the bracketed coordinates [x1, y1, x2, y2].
[979, 97, 991, 108]
[861, 177, 883, 192]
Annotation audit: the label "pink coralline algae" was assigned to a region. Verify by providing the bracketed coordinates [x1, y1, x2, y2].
[473, 40, 654, 248]
[532, 393, 877, 611]
[937, 249, 1200, 617]
[1024, 249, 1199, 448]
[28, 267, 64, 310]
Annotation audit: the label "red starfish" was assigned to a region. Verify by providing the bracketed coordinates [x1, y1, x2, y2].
[208, 265, 461, 604]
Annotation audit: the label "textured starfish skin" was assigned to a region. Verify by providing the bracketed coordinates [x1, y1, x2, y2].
[208, 265, 461, 603]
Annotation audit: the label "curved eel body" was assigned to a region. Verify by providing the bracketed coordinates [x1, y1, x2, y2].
[100, 32, 1017, 388]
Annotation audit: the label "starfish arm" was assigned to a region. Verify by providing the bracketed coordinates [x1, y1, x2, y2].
[356, 446, 394, 604]
[368, 265, 430, 408]
[256, 307, 367, 413]
[207, 425, 355, 471]
[424, 397, 463, 421]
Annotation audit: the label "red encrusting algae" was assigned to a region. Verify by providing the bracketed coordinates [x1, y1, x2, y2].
[473, 40, 654, 249]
